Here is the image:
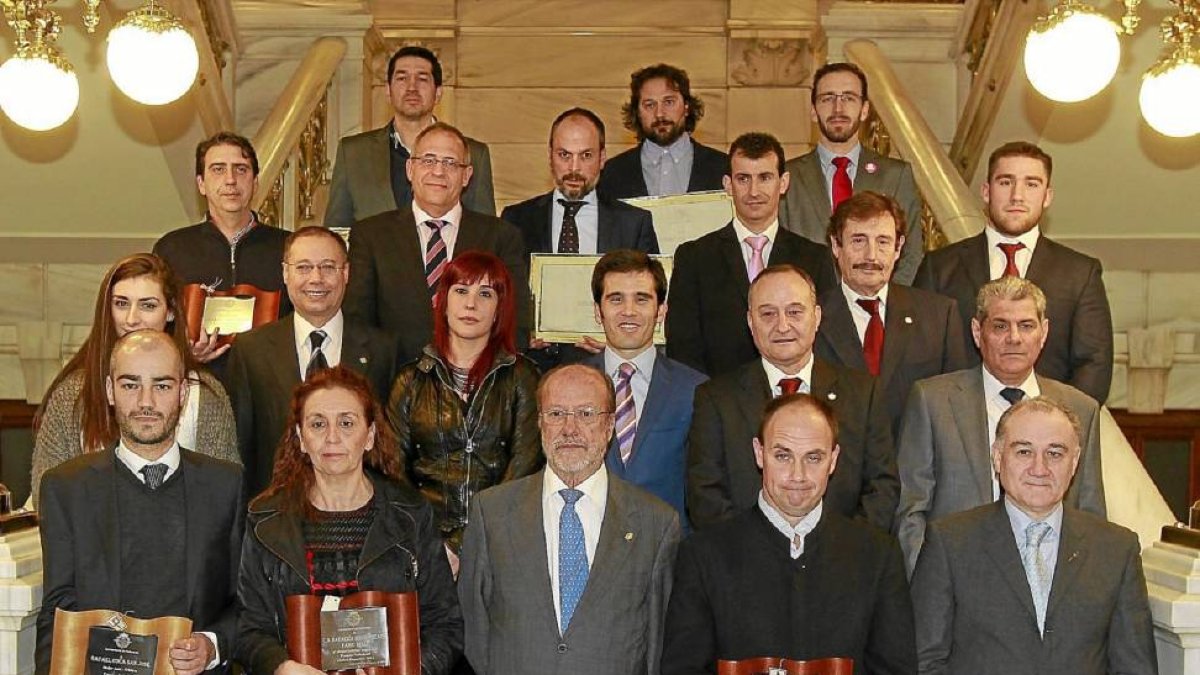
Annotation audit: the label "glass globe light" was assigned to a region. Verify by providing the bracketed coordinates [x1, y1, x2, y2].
[1025, 4, 1122, 103]
[106, 1, 199, 105]
[1140, 55, 1200, 138]
[0, 49, 80, 131]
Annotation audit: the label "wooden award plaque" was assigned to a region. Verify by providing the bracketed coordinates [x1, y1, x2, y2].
[48, 608, 192, 675]
[181, 283, 282, 347]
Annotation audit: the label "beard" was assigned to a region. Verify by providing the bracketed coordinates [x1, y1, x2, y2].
[117, 406, 181, 447]
[555, 172, 597, 200]
[817, 113, 863, 144]
[641, 117, 686, 146]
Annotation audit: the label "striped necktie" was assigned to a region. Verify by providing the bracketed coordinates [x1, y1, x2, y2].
[614, 362, 638, 464]
[424, 219, 449, 299]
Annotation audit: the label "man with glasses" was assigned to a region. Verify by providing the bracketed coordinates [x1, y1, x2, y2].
[459, 363, 681, 675]
[226, 226, 400, 494]
[780, 62, 926, 284]
[344, 122, 531, 364]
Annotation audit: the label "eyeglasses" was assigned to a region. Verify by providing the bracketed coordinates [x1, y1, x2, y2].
[284, 262, 344, 277]
[539, 407, 613, 427]
[815, 92, 863, 107]
[413, 155, 469, 171]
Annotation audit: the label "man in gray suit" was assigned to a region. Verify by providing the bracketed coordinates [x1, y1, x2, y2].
[780, 62, 925, 284]
[911, 397, 1156, 674]
[326, 45, 495, 226]
[459, 363, 681, 675]
[895, 276, 1105, 573]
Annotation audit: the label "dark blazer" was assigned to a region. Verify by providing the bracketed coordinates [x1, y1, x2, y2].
[501, 190, 660, 260]
[584, 351, 708, 531]
[814, 283, 969, 438]
[913, 231, 1114, 404]
[597, 138, 729, 200]
[459, 471, 681, 675]
[911, 502, 1157, 675]
[663, 506, 916, 675]
[665, 223, 838, 377]
[224, 314, 400, 497]
[36, 449, 244, 675]
[686, 358, 899, 532]
[780, 147, 925, 284]
[343, 207, 532, 364]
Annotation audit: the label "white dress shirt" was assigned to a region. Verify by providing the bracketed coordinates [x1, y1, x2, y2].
[816, 142, 863, 205]
[759, 492, 823, 558]
[985, 224, 1041, 279]
[551, 188, 600, 254]
[839, 280, 890, 344]
[603, 346, 657, 420]
[732, 217, 780, 273]
[293, 310, 344, 378]
[413, 202, 464, 260]
[1004, 499, 1062, 593]
[542, 466, 608, 629]
[761, 356, 815, 398]
[982, 365, 1041, 497]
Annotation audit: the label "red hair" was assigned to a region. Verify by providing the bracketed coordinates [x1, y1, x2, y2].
[432, 251, 517, 392]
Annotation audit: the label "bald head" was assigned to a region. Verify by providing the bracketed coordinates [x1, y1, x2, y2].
[106, 330, 187, 458]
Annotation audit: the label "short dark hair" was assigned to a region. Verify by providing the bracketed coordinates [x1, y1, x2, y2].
[549, 107, 606, 149]
[195, 131, 259, 177]
[388, 45, 442, 87]
[987, 141, 1053, 182]
[284, 226, 348, 259]
[811, 62, 869, 104]
[621, 63, 705, 138]
[413, 122, 471, 163]
[827, 190, 907, 247]
[757, 393, 839, 446]
[748, 263, 817, 302]
[538, 364, 615, 412]
[728, 132, 786, 176]
[590, 249, 668, 304]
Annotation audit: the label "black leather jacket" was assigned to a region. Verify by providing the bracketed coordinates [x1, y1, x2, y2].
[233, 473, 462, 675]
[386, 346, 542, 552]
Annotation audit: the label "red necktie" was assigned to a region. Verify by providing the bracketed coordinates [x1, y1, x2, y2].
[856, 298, 884, 377]
[831, 156, 853, 211]
[997, 242, 1025, 278]
[778, 378, 804, 396]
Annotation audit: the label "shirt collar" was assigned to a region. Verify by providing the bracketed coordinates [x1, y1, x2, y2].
[543, 464, 609, 506]
[758, 491, 823, 543]
[981, 363, 1039, 400]
[1004, 498, 1063, 543]
[294, 309, 344, 343]
[641, 131, 693, 165]
[552, 187, 599, 207]
[985, 223, 1041, 250]
[840, 279, 890, 309]
[732, 217, 780, 243]
[116, 440, 182, 477]
[389, 116, 438, 153]
[413, 201, 464, 229]
[603, 345, 657, 382]
[762, 355, 814, 391]
[817, 142, 863, 171]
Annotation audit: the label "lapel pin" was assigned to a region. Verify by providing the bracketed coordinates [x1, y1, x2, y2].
[827, 392, 837, 401]
[865, 162, 878, 174]
[359, 357, 368, 364]
[625, 532, 634, 541]
[904, 316, 913, 324]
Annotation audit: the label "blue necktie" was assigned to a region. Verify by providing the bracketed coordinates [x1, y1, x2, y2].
[558, 488, 588, 633]
[1022, 521, 1052, 634]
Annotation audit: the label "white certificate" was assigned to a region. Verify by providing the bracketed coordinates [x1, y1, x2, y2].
[622, 190, 733, 257]
[530, 254, 673, 343]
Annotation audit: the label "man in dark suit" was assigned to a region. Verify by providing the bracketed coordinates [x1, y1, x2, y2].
[226, 226, 399, 496]
[815, 191, 968, 437]
[581, 250, 706, 531]
[911, 397, 1155, 674]
[666, 132, 837, 377]
[459, 364, 681, 675]
[895, 277, 1105, 574]
[344, 122, 531, 364]
[597, 63, 728, 199]
[665, 394, 916, 674]
[914, 141, 1113, 403]
[36, 331, 243, 675]
[780, 62, 925, 284]
[326, 45, 494, 226]
[687, 264, 898, 532]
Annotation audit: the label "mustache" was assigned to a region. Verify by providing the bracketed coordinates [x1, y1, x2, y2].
[852, 262, 885, 272]
[562, 172, 587, 183]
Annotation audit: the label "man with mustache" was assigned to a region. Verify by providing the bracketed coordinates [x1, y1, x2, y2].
[813, 191, 968, 437]
[36, 330, 244, 675]
[597, 63, 729, 199]
[780, 62, 926, 284]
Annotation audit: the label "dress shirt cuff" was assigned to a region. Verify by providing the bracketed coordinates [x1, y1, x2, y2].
[199, 631, 221, 670]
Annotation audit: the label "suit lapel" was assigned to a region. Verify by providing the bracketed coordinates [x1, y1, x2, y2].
[879, 284, 915, 391]
[1046, 511, 1088, 621]
[511, 477, 561, 638]
[797, 153, 831, 224]
[853, 147, 884, 193]
[568, 478, 636, 638]
[596, 198, 617, 253]
[180, 451, 206, 612]
[366, 128, 396, 212]
[1024, 236, 1056, 286]
[818, 290, 867, 370]
[631, 354, 671, 459]
[342, 322, 374, 376]
[951, 369, 994, 500]
[737, 362, 773, 427]
[717, 223, 753, 301]
[536, 193, 556, 254]
[981, 503, 1040, 625]
[265, 316, 303, 394]
[961, 233, 992, 291]
[91, 455, 122, 607]
[809, 359, 840, 406]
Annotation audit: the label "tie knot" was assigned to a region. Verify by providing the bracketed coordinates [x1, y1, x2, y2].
[618, 362, 636, 379]
[309, 330, 327, 351]
[425, 219, 447, 232]
[1000, 386, 1026, 405]
[1025, 521, 1051, 548]
[856, 297, 881, 316]
[832, 156, 851, 170]
[744, 235, 768, 252]
[140, 463, 169, 490]
[998, 242, 1025, 256]
[560, 488, 583, 507]
[779, 377, 804, 396]
[558, 199, 586, 216]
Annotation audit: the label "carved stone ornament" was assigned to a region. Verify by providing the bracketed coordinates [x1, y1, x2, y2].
[730, 38, 812, 87]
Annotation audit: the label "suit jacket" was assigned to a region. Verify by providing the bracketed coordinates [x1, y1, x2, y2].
[584, 351, 708, 531]
[325, 125, 496, 226]
[686, 358, 899, 532]
[913, 231, 1114, 404]
[502, 190, 660, 260]
[665, 223, 838, 377]
[894, 368, 1107, 574]
[780, 147, 925, 284]
[814, 283, 969, 438]
[36, 449, 244, 675]
[910, 502, 1157, 675]
[459, 470, 681, 675]
[343, 207, 532, 364]
[597, 138, 729, 200]
[224, 314, 400, 497]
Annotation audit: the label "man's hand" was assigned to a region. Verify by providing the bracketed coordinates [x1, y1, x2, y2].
[273, 660, 328, 675]
[445, 543, 460, 580]
[575, 336, 606, 354]
[168, 633, 215, 675]
[190, 328, 230, 363]
[529, 337, 550, 350]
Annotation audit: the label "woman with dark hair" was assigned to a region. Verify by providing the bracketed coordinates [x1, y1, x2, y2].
[30, 253, 238, 507]
[235, 366, 462, 675]
[386, 250, 541, 572]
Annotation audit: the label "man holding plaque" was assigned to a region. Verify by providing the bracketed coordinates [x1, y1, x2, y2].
[36, 330, 244, 675]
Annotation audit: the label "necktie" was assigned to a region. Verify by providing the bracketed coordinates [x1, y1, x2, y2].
[614, 363, 638, 465]
[424, 219, 449, 298]
[856, 298, 884, 377]
[306, 330, 329, 380]
[140, 463, 168, 490]
[745, 235, 768, 282]
[1022, 521, 1052, 634]
[831, 156, 853, 211]
[998, 242, 1025, 278]
[558, 488, 588, 633]
[1000, 386, 1026, 405]
[778, 377, 804, 396]
[557, 199, 585, 254]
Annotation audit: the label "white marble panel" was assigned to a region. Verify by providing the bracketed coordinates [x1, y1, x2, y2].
[45, 265, 107, 326]
[1105, 270, 1149, 332]
[0, 266, 44, 324]
[1148, 273, 1200, 328]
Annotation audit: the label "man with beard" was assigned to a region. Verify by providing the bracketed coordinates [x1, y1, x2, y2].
[597, 63, 729, 199]
[36, 331, 244, 675]
[780, 63, 925, 284]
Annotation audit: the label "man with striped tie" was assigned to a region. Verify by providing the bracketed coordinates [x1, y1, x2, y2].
[344, 122, 531, 365]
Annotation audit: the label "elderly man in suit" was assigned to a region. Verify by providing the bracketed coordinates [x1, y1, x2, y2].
[225, 226, 399, 496]
[780, 62, 925, 284]
[666, 132, 837, 377]
[815, 191, 968, 437]
[895, 276, 1105, 574]
[36, 331, 243, 675]
[687, 263, 898, 532]
[459, 363, 681, 675]
[914, 141, 1113, 404]
[344, 122, 531, 364]
[911, 396, 1156, 674]
[597, 63, 728, 199]
[326, 45, 494, 226]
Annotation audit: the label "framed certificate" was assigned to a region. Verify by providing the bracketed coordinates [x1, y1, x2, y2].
[530, 254, 674, 343]
[622, 190, 733, 257]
